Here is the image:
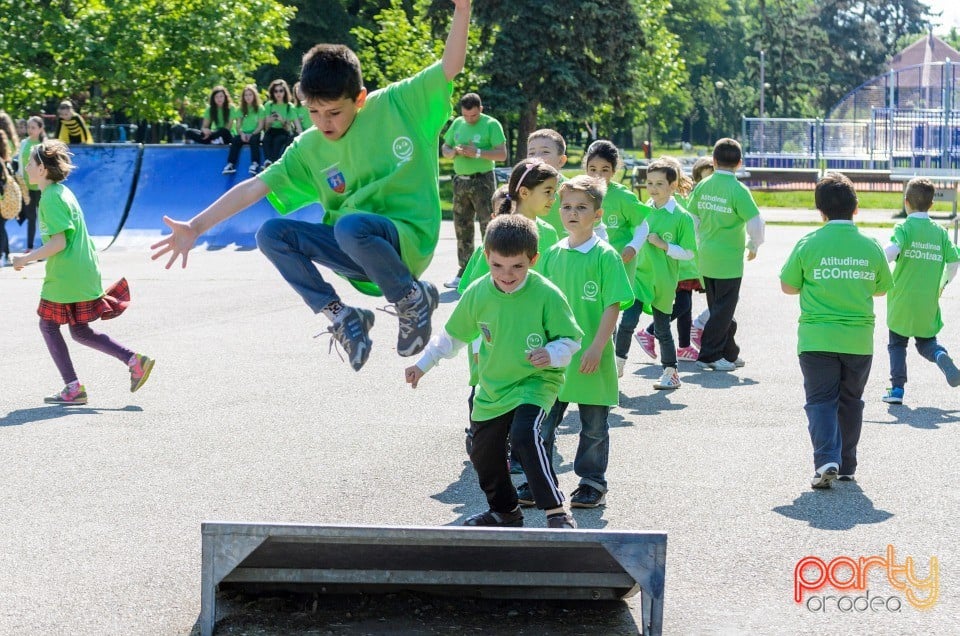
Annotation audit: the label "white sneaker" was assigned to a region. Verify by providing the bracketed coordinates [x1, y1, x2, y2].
[696, 359, 737, 371]
[221, 163, 236, 175]
[616, 356, 626, 378]
[248, 162, 260, 174]
[0, 255, 8, 267]
[653, 367, 680, 390]
[443, 276, 461, 290]
[734, 357, 746, 367]
[811, 462, 839, 489]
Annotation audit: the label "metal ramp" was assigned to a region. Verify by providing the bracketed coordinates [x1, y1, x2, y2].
[200, 522, 666, 636]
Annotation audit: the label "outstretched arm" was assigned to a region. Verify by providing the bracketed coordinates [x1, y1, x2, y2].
[442, 0, 471, 81]
[150, 176, 270, 269]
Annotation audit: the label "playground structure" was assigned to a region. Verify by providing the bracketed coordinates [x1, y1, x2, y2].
[741, 60, 960, 174]
[4, 144, 326, 253]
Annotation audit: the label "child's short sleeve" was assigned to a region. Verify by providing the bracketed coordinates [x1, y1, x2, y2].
[733, 183, 760, 222]
[780, 240, 805, 289]
[947, 240, 960, 264]
[677, 211, 697, 253]
[891, 222, 907, 248]
[873, 240, 894, 293]
[543, 286, 583, 344]
[40, 192, 76, 239]
[445, 284, 482, 344]
[389, 62, 453, 142]
[262, 137, 320, 215]
[600, 250, 635, 310]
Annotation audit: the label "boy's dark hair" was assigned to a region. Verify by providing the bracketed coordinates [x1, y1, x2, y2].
[647, 157, 693, 197]
[559, 174, 607, 211]
[583, 139, 620, 170]
[712, 138, 742, 169]
[905, 177, 936, 212]
[459, 93, 482, 109]
[484, 213, 539, 259]
[528, 128, 566, 156]
[300, 44, 363, 102]
[692, 156, 714, 183]
[815, 172, 858, 220]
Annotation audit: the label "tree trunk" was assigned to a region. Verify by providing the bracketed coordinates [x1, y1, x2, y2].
[514, 98, 540, 165]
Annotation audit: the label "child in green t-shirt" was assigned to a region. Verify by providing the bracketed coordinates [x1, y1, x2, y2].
[151, 0, 472, 373]
[183, 87, 235, 146]
[780, 173, 892, 489]
[222, 84, 264, 176]
[532, 176, 634, 509]
[635, 156, 701, 365]
[882, 177, 960, 404]
[686, 138, 765, 371]
[406, 214, 583, 529]
[12, 140, 155, 404]
[526, 128, 569, 237]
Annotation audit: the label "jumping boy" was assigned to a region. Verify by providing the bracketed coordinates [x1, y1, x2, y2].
[882, 177, 960, 404]
[406, 214, 582, 529]
[686, 138, 765, 371]
[780, 173, 892, 489]
[534, 175, 634, 508]
[151, 0, 472, 372]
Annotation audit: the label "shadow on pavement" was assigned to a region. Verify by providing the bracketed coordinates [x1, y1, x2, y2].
[865, 405, 960, 430]
[772, 482, 894, 530]
[0, 404, 144, 427]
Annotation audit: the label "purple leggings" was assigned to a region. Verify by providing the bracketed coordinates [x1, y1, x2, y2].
[40, 319, 134, 385]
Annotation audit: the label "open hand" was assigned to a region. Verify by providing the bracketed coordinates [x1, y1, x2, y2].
[150, 216, 199, 269]
[579, 345, 602, 374]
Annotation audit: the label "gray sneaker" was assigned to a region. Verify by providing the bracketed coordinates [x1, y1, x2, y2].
[324, 307, 375, 372]
[547, 513, 577, 529]
[392, 280, 439, 357]
[936, 353, 960, 387]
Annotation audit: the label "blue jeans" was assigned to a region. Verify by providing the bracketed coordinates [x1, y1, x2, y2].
[888, 329, 945, 389]
[799, 351, 872, 475]
[615, 301, 676, 368]
[540, 401, 610, 492]
[256, 214, 414, 310]
[615, 300, 643, 359]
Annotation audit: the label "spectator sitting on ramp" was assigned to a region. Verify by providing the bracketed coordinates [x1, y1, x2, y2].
[151, 0, 472, 372]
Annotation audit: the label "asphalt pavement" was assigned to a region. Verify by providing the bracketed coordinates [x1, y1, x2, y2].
[1, 215, 957, 635]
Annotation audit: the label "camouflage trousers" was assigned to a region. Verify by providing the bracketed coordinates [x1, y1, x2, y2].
[452, 171, 497, 271]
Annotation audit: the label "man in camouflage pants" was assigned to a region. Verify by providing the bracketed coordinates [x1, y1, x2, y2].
[441, 93, 508, 288]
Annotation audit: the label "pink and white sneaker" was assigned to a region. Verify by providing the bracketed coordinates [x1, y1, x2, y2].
[634, 329, 657, 359]
[690, 326, 704, 349]
[44, 384, 88, 405]
[676, 346, 699, 362]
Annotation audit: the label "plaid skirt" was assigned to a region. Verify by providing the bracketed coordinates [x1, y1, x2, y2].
[677, 278, 704, 293]
[37, 278, 130, 325]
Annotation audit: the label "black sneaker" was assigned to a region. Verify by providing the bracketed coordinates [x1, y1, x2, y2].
[464, 427, 474, 455]
[463, 508, 523, 527]
[325, 307, 375, 372]
[837, 475, 856, 482]
[516, 482, 535, 507]
[570, 484, 606, 508]
[811, 463, 839, 489]
[392, 280, 439, 357]
[937, 353, 960, 387]
[547, 513, 577, 529]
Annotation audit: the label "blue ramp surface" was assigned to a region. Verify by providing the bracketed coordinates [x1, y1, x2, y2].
[118, 145, 324, 249]
[8, 144, 139, 251]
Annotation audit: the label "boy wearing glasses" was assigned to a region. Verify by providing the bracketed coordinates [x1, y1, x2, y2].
[152, 0, 472, 373]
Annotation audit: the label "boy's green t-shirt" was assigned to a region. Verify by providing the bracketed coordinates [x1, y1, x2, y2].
[236, 107, 262, 134]
[686, 170, 760, 279]
[39, 183, 104, 303]
[602, 181, 651, 285]
[259, 62, 453, 295]
[634, 201, 698, 314]
[539, 237, 634, 406]
[779, 222, 893, 355]
[443, 113, 506, 175]
[674, 193, 700, 281]
[447, 271, 583, 422]
[887, 215, 960, 337]
[457, 217, 560, 386]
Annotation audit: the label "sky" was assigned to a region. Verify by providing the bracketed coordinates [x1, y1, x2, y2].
[926, 0, 960, 34]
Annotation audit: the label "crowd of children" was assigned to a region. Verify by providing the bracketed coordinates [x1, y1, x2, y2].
[5, 0, 958, 529]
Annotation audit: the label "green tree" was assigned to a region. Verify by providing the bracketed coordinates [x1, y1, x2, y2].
[0, 0, 295, 121]
[467, 0, 684, 160]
